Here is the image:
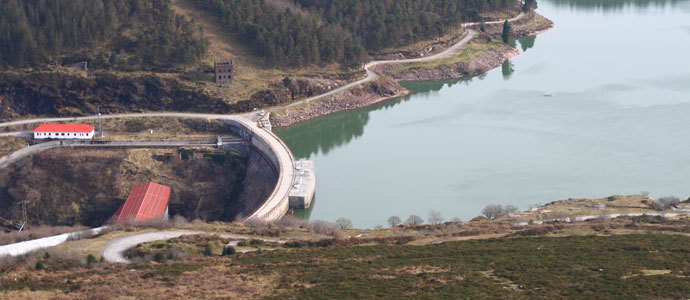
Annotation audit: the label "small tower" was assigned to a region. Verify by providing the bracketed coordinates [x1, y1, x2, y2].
[214, 61, 234, 85]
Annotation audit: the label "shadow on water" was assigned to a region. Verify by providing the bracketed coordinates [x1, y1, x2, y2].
[292, 197, 316, 220]
[545, 0, 685, 11]
[277, 76, 486, 159]
[276, 96, 415, 159]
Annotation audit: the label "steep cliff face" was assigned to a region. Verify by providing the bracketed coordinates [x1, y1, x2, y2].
[0, 72, 233, 120]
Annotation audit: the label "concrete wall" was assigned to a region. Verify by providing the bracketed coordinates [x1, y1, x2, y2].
[221, 118, 295, 222]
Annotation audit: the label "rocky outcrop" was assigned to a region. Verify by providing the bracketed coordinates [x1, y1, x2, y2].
[0, 71, 233, 121]
[271, 76, 408, 127]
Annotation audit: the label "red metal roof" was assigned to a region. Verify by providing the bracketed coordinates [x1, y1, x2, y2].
[33, 124, 95, 133]
[112, 182, 171, 225]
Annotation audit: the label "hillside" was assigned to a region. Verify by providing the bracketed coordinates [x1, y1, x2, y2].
[1, 213, 689, 299]
[0, 0, 525, 120]
[0, 146, 246, 228]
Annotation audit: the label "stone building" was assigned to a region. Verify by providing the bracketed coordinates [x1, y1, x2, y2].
[215, 61, 234, 84]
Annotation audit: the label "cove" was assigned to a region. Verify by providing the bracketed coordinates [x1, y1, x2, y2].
[276, 0, 690, 228]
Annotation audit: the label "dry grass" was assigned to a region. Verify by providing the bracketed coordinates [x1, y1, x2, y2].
[0, 136, 27, 157]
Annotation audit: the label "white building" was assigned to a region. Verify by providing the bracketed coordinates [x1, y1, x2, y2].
[33, 124, 95, 140]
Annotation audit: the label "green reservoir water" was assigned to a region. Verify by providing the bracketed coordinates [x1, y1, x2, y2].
[276, 0, 690, 228]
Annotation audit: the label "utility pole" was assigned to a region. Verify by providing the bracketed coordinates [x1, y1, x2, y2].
[97, 104, 104, 138]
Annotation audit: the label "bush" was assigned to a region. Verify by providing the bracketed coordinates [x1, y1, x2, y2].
[153, 252, 165, 262]
[86, 254, 97, 265]
[222, 246, 236, 256]
[203, 244, 213, 256]
[654, 196, 680, 211]
[34, 260, 45, 270]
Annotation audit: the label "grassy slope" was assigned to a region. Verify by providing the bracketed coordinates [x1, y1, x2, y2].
[2, 232, 689, 299]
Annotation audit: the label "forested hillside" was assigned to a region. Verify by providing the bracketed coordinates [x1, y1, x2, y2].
[194, 0, 513, 68]
[294, 0, 510, 50]
[0, 0, 207, 71]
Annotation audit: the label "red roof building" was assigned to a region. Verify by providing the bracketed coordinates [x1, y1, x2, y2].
[33, 124, 95, 139]
[111, 182, 171, 225]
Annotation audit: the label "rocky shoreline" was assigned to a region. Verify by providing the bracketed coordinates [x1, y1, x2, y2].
[272, 12, 554, 128]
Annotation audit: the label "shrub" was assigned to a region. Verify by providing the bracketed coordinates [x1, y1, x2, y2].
[222, 246, 236, 256]
[34, 260, 45, 270]
[43, 252, 50, 259]
[654, 196, 680, 211]
[86, 254, 97, 265]
[153, 252, 165, 262]
[203, 244, 213, 256]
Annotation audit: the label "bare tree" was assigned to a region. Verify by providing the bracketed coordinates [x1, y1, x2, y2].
[451, 217, 462, 223]
[387, 216, 401, 227]
[482, 204, 505, 220]
[405, 215, 424, 226]
[311, 220, 338, 236]
[428, 210, 443, 225]
[504, 205, 518, 213]
[654, 196, 680, 211]
[335, 218, 353, 229]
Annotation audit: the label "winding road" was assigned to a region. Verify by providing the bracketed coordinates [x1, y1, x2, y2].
[102, 230, 283, 263]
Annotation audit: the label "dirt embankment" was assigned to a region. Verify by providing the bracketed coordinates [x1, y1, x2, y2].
[271, 76, 408, 127]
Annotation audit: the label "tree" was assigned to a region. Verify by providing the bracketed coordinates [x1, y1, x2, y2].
[482, 204, 505, 220]
[222, 246, 236, 256]
[387, 216, 401, 227]
[502, 20, 512, 44]
[282, 76, 292, 88]
[405, 215, 424, 226]
[335, 217, 353, 229]
[86, 254, 97, 265]
[203, 244, 213, 256]
[654, 196, 680, 211]
[428, 210, 443, 225]
[504, 205, 518, 213]
[522, 0, 537, 12]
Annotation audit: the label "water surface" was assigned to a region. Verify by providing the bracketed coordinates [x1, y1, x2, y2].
[276, 0, 690, 228]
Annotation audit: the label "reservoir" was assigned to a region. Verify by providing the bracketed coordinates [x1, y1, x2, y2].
[276, 0, 690, 228]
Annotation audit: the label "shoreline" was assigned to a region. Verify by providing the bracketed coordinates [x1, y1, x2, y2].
[271, 12, 554, 128]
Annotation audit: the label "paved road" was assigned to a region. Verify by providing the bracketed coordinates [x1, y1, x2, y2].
[102, 230, 283, 263]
